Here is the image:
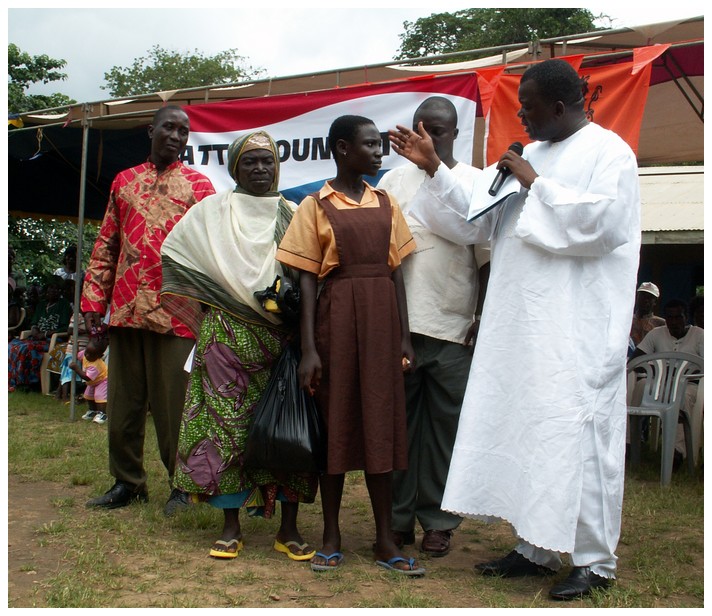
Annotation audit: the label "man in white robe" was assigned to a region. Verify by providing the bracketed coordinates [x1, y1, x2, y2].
[388, 59, 641, 600]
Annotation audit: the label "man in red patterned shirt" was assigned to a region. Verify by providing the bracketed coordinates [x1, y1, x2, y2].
[82, 106, 215, 512]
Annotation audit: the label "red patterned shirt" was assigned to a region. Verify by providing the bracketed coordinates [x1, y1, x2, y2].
[81, 160, 215, 338]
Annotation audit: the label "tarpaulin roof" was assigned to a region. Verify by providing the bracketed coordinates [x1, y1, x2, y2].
[8, 15, 704, 223]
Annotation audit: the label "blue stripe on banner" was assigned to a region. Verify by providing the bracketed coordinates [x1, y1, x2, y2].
[281, 170, 389, 206]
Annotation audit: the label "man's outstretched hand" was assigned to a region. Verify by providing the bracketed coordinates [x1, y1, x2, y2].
[388, 122, 441, 177]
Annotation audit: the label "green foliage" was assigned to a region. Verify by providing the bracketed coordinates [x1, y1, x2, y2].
[8, 43, 76, 114]
[103, 45, 264, 98]
[8, 215, 99, 286]
[395, 8, 602, 61]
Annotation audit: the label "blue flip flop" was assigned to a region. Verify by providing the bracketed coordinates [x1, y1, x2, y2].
[376, 556, 426, 577]
[310, 551, 344, 572]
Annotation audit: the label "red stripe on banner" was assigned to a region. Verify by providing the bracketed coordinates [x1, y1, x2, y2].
[185, 74, 479, 132]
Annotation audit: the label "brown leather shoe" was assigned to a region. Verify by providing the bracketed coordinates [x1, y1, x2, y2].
[421, 529, 453, 557]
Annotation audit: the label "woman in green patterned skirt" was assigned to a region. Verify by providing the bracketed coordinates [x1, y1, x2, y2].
[161, 131, 317, 560]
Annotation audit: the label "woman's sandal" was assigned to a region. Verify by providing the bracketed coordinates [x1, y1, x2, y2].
[273, 539, 317, 561]
[209, 537, 244, 559]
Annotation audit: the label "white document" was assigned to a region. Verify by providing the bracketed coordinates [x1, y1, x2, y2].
[467, 163, 520, 221]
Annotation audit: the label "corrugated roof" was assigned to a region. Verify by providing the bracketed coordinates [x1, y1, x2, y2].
[639, 167, 703, 233]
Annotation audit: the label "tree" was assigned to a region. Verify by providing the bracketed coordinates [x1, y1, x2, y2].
[8, 43, 76, 114]
[395, 8, 602, 61]
[8, 216, 99, 287]
[103, 46, 264, 97]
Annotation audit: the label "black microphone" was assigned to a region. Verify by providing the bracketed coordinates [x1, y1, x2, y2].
[488, 142, 524, 196]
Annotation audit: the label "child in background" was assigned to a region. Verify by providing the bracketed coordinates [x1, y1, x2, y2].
[56, 313, 89, 402]
[70, 336, 109, 424]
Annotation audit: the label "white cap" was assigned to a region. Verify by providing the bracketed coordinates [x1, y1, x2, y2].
[637, 282, 660, 298]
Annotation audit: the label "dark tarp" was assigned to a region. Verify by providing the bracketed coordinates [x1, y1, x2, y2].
[9, 126, 150, 223]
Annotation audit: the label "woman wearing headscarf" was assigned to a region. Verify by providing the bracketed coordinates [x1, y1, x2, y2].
[161, 131, 317, 560]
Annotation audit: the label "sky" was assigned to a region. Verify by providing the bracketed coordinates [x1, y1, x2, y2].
[6, 2, 705, 105]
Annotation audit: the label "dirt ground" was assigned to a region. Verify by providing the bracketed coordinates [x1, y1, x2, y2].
[4, 476, 569, 609]
[8, 479, 71, 606]
[6, 474, 703, 609]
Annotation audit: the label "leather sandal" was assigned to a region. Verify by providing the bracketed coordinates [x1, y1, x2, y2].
[421, 529, 453, 557]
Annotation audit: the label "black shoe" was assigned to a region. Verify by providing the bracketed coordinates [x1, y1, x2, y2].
[163, 488, 190, 517]
[392, 529, 416, 548]
[86, 481, 148, 509]
[549, 566, 612, 600]
[475, 550, 556, 577]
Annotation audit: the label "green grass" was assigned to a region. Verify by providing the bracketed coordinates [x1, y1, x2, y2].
[7, 389, 704, 608]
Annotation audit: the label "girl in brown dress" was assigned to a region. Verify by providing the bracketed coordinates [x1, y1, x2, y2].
[277, 115, 424, 576]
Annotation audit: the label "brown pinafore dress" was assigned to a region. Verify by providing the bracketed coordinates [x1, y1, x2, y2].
[312, 189, 408, 475]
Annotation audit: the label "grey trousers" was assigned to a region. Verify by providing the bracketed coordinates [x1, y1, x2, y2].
[106, 327, 193, 493]
[392, 333, 473, 532]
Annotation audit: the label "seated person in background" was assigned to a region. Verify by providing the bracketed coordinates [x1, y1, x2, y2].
[70, 336, 109, 424]
[630, 282, 665, 347]
[631, 298, 704, 466]
[63, 278, 77, 307]
[632, 299, 704, 358]
[8, 277, 23, 337]
[8, 277, 72, 391]
[689, 294, 703, 329]
[9, 247, 27, 295]
[23, 284, 42, 327]
[53, 245, 79, 281]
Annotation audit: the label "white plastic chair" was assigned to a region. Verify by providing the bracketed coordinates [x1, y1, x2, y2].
[627, 351, 703, 486]
[39, 333, 68, 396]
[682, 375, 704, 468]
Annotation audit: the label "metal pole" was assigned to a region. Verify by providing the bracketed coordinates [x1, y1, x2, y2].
[69, 104, 91, 422]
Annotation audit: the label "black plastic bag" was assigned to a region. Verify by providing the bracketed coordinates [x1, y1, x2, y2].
[254, 275, 300, 324]
[244, 343, 326, 473]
